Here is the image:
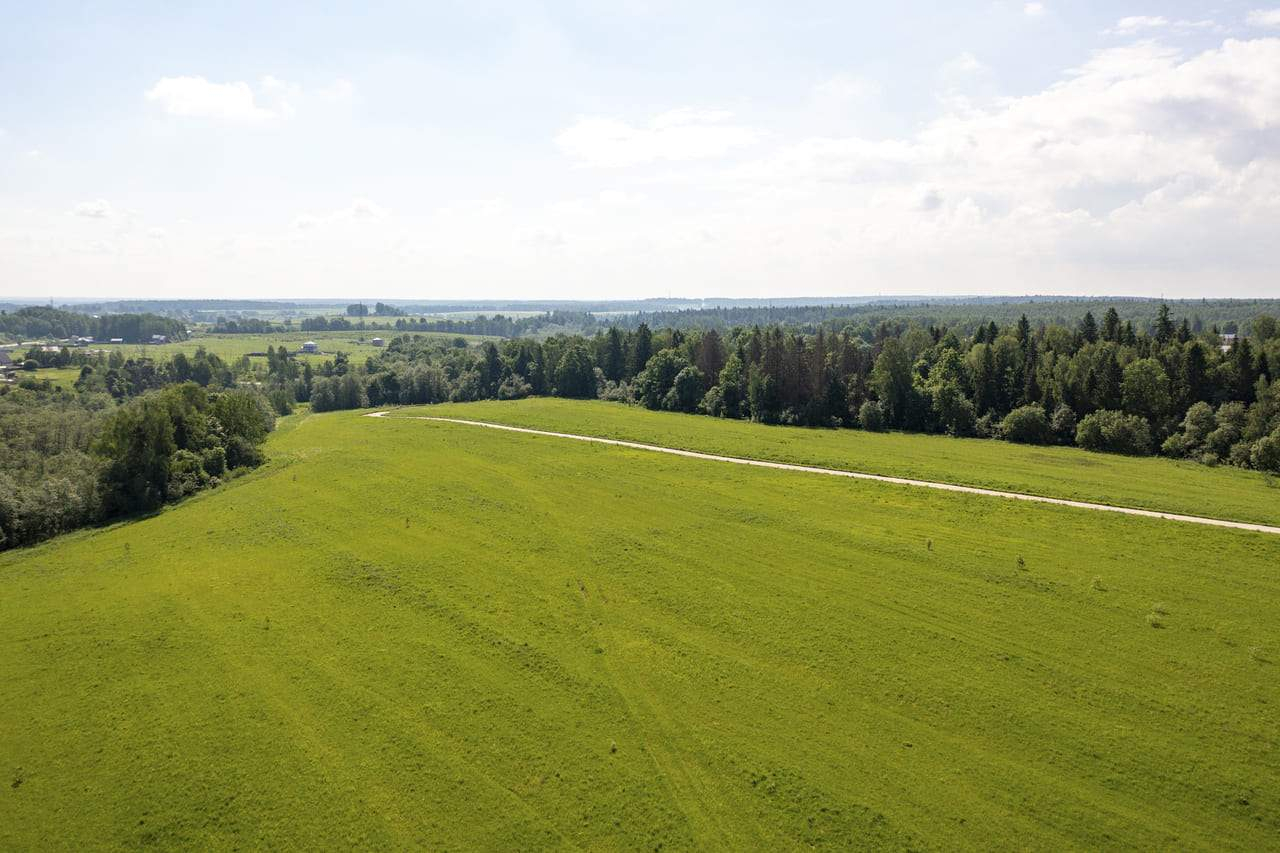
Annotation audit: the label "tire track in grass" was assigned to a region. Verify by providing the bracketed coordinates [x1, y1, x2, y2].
[572, 578, 748, 850]
[176, 597, 425, 848]
[365, 413, 1280, 536]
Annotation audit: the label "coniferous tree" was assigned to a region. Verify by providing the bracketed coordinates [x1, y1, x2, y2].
[694, 328, 726, 387]
[1022, 340, 1042, 407]
[1102, 351, 1124, 410]
[1102, 307, 1122, 343]
[603, 327, 625, 382]
[1080, 311, 1099, 344]
[627, 324, 653, 379]
[1233, 337, 1257, 404]
[1155, 303, 1175, 345]
[973, 343, 998, 415]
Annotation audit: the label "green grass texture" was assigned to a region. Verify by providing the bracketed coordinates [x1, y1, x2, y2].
[3, 407, 1278, 849]
[409, 398, 1280, 527]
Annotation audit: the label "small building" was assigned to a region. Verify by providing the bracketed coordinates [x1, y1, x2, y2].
[301, 341, 319, 354]
[150, 334, 169, 344]
[1220, 333, 1236, 354]
[371, 337, 385, 347]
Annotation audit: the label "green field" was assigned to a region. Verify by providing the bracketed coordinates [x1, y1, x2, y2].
[92, 329, 493, 365]
[8, 366, 82, 389]
[3, 404, 1279, 849]
[406, 398, 1280, 527]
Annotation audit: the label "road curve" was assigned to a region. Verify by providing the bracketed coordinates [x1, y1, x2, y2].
[364, 411, 1280, 536]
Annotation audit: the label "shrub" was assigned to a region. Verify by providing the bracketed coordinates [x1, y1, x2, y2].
[496, 374, 533, 400]
[201, 445, 227, 477]
[700, 385, 726, 417]
[663, 366, 706, 413]
[1075, 410, 1152, 455]
[858, 401, 885, 432]
[634, 349, 688, 410]
[1161, 432, 1190, 457]
[1205, 402, 1246, 459]
[1252, 432, 1280, 473]
[1000, 405, 1051, 445]
[597, 380, 633, 403]
[167, 449, 211, 498]
[224, 435, 262, 470]
[975, 412, 1000, 439]
[267, 388, 294, 416]
[1050, 405, 1077, 445]
[933, 383, 976, 437]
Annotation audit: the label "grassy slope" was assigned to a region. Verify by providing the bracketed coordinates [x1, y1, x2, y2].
[1, 412, 1278, 849]
[408, 398, 1280, 527]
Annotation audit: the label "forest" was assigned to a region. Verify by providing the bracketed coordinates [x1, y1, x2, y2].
[0, 346, 275, 550]
[0, 306, 186, 343]
[296, 304, 1280, 472]
[122, 297, 1280, 341]
[4, 302, 1280, 550]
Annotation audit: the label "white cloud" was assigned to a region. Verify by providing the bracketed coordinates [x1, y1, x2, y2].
[71, 199, 113, 219]
[937, 52, 997, 109]
[144, 74, 349, 121]
[728, 37, 1280, 273]
[1111, 15, 1169, 33]
[1024, 3, 1046, 18]
[556, 108, 759, 167]
[1247, 9, 1280, 28]
[257, 75, 300, 119]
[292, 198, 389, 232]
[1105, 16, 1218, 35]
[146, 76, 277, 120]
[348, 197, 387, 219]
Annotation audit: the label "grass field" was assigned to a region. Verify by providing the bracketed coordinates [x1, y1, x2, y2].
[92, 329, 494, 366]
[4, 405, 1280, 848]
[405, 398, 1280, 527]
[5, 366, 82, 389]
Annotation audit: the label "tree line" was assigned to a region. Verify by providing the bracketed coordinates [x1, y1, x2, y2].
[293, 306, 1280, 473]
[6, 302, 1279, 550]
[0, 306, 186, 343]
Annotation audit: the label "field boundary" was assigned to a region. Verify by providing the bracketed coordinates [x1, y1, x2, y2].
[365, 412, 1280, 536]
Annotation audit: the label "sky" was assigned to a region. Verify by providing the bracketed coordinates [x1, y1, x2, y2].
[2, 1, 1279, 301]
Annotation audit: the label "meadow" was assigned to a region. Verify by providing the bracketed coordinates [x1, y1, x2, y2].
[92, 329, 493, 365]
[409, 398, 1280, 527]
[9, 366, 82, 389]
[2, 404, 1278, 849]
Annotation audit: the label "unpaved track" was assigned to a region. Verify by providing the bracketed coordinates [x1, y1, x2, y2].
[365, 411, 1280, 536]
